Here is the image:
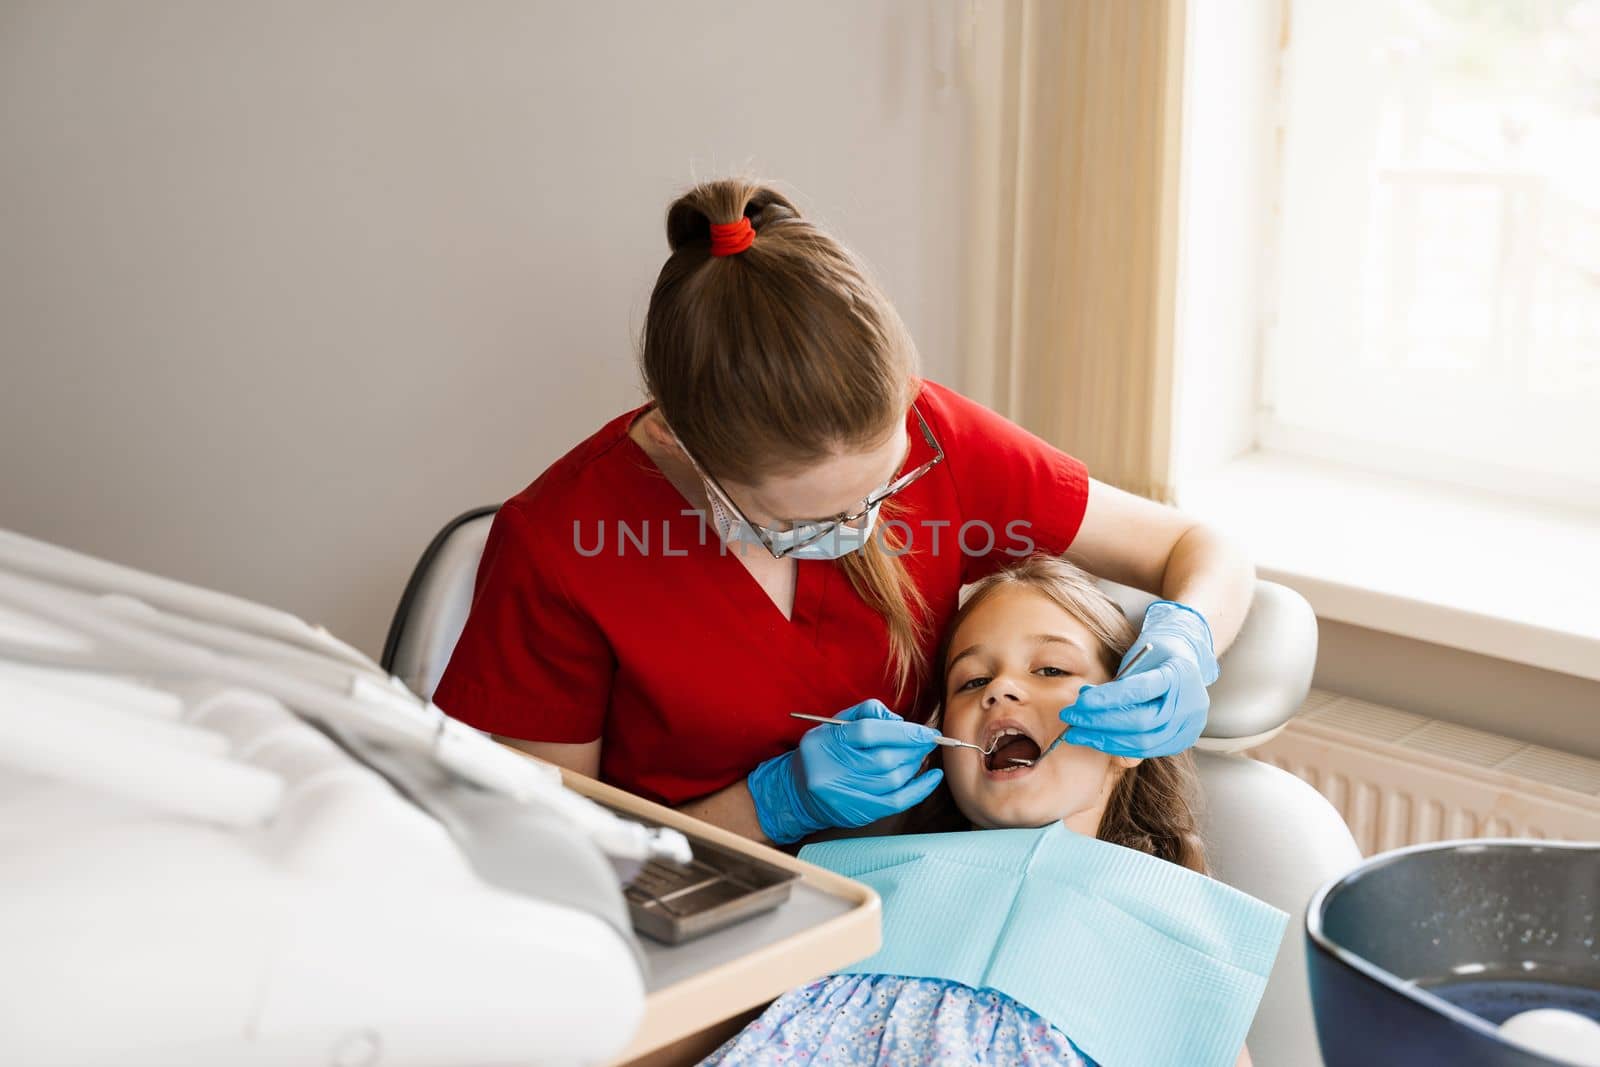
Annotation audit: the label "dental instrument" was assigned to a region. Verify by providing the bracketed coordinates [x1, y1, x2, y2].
[1014, 642, 1154, 767]
[789, 712, 1004, 757]
[756, 698, 942, 842]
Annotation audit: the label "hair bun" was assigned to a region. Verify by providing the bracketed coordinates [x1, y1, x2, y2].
[663, 179, 801, 254]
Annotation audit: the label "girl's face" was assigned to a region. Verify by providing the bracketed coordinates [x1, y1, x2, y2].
[940, 585, 1137, 832]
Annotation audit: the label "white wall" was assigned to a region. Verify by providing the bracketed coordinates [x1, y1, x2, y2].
[0, 1, 974, 656]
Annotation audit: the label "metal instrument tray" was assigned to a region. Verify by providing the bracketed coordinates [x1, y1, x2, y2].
[619, 825, 801, 945]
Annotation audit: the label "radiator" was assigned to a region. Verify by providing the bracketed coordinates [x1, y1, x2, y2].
[1249, 690, 1600, 855]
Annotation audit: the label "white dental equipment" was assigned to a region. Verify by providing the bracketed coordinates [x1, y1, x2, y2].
[0, 528, 689, 1066]
[0, 529, 689, 863]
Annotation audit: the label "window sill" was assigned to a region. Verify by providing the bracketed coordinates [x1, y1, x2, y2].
[1177, 451, 1600, 683]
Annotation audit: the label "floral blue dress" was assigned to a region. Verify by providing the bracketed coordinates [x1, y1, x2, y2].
[701, 973, 1098, 1066]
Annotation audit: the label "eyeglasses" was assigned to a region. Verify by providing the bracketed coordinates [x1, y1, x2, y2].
[680, 404, 945, 559]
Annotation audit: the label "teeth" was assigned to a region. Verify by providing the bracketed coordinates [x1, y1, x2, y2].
[989, 726, 1027, 746]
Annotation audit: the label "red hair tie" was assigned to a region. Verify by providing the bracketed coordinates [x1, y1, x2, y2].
[709, 217, 755, 257]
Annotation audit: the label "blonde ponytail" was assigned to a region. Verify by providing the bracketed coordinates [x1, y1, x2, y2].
[839, 498, 932, 704]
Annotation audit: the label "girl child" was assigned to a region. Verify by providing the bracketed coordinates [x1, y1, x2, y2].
[703, 556, 1275, 1067]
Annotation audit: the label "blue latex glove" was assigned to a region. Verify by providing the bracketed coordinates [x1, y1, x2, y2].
[747, 699, 943, 845]
[1060, 600, 1220, 758]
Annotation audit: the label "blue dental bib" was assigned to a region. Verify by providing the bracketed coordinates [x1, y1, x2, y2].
[800, 823, 1288, 1067]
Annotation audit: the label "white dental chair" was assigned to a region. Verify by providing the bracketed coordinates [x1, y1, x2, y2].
[384, 507, 1362, 1067]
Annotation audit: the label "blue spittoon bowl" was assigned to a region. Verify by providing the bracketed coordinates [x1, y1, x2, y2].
[1307, 839, 1600, 1066]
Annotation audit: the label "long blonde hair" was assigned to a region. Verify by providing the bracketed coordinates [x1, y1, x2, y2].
[921, 556, 1208, 873]
[640, 178, 931, 700]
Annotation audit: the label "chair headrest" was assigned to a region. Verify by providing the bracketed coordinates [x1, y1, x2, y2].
[1098, 579, 1316, 747]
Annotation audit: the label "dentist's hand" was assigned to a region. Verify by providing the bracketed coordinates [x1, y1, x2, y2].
[1060, 600, 1220, 758]
[747, 699, 943, 845]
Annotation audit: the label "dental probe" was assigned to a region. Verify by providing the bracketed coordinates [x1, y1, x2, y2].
[788, 713, 1004, 756]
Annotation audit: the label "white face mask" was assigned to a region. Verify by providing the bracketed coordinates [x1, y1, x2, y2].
[705, 486, 884, 560]
[664, 416, 888, 560]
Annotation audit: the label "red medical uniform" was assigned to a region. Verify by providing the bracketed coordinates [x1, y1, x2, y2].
[433, 379, 1090, 806]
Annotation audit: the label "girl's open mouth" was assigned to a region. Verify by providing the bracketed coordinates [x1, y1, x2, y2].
[982, 724, 1042, 776]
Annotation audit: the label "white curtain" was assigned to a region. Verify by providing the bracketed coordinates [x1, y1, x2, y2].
[960, 0, 1188, 502]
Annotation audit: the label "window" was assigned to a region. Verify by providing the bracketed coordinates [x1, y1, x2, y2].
[1265, 0, 1600, 504]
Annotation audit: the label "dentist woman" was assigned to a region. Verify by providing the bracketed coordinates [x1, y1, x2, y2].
[434, 179, 1253, 846]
